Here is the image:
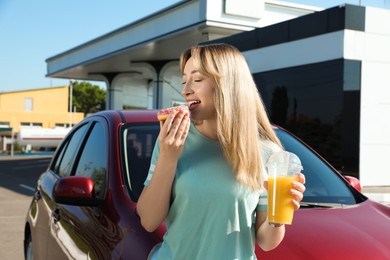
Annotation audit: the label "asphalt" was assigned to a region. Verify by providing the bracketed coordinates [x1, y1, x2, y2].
[0, 184, 31, 260]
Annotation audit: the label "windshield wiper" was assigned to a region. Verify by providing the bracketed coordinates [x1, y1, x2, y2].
[300, 202, 346, 208]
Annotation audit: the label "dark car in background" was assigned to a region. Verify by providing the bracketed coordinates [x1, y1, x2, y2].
[24, 110, 390, 260]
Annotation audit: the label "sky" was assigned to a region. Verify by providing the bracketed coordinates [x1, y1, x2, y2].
[0, 0, 389, 93]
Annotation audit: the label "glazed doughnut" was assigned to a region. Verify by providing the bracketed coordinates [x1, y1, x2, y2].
[157, 105, 189, 121]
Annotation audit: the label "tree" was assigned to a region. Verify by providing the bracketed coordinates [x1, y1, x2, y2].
[71, 81, 106, 116]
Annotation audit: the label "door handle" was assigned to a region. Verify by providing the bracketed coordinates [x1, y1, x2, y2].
[52, 208, 60, 224]
[33, 190, 41, 201]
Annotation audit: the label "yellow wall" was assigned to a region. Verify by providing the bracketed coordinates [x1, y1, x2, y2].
[0, 86, 84, 132]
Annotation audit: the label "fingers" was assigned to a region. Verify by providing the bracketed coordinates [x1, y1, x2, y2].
[160, 110, 176, 134]
[179, 115, 191, 141]
[167, 111, 189, 138]
[298, 172, 306, 185]
[291, 173, 306, 210]
[159, 110, 190, 147]
[263, 180, 268, 191]
[292, 199, 301, 210]
[292, 180, 306, 194]
[290, 186, 304, 201]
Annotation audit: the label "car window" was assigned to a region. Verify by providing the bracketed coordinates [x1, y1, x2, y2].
[275, 129, 357, 205]
[74, 122, 107, 199]
[122, 123, 159, 202]
[53, 123, 90, 177]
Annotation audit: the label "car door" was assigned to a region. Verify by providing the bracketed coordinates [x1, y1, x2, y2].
[46, 119, 119, 260]
[36, 121, 90, 259]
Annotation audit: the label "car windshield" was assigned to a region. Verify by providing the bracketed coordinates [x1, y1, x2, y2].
[275, 129, 359, 205]
[122, 123, 359, 205]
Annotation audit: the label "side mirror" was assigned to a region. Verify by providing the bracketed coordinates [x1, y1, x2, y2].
[53, 176, 101, 206]
[344, 175, 362, 192]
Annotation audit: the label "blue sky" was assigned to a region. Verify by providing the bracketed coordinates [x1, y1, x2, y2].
[0, 0, 388, 93]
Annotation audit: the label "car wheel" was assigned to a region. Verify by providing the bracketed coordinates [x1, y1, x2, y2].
[24, 234, 33, 260]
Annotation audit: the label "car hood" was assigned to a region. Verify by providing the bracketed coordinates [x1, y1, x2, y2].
[257, 199, 390, 259]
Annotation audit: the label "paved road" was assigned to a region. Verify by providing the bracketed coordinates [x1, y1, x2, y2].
[0, 156, 52, 260]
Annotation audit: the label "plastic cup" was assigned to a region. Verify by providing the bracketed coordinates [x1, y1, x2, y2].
[266, 151, 303, 225]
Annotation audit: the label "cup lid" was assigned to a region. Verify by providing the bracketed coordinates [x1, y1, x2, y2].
[266, 151, 303, 175]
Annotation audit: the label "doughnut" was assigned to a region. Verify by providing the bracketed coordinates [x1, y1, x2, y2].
[157, 105, 189, 121]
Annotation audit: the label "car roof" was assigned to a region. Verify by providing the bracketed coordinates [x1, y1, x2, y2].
[90, 109, 159, 124]
[119, 110, 160, 123]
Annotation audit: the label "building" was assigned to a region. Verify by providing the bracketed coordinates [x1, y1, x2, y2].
[0, 86, 84, 152]
[207, 4, 390, 187]
[45, 0, 320, 110]
[44, 1, 390, 187]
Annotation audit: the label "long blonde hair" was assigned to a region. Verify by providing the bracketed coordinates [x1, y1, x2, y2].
[180, 43, 282, 190]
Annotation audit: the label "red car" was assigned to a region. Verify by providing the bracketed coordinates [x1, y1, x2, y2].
[24, 110, 390, 259]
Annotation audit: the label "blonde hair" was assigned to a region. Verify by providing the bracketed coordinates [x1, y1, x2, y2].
[180, 43, 282, 190]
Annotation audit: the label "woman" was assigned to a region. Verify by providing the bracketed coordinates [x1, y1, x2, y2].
[137, 43, 306, 259]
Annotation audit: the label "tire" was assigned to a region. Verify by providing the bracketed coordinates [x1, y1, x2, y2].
[24, 234, 33, 260]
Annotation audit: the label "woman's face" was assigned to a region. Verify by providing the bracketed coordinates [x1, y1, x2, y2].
[182, 57, 217, 122]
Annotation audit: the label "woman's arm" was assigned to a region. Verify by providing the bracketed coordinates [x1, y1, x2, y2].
[255, 210, 285, 251]
[255, 173, 306, 250]
[137, 111, 190, 232]
[137, 153, 179, 232]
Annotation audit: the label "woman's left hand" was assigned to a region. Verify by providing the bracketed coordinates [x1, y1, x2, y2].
[263, 173, 306, 210]
[291, 173, 306, 210]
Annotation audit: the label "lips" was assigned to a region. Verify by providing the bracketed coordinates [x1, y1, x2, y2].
[187, 100, 201, 110]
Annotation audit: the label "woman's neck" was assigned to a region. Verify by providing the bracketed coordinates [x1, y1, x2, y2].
[193, 120, 218, 140]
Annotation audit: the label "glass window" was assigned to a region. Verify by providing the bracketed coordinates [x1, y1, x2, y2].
[123, 123, 159, 202]
[253, 59, 349, 173]
[54, 123, 89, 177]
[20, 122, 42, 128]
[75, 122, 107, 199]
[53, 143, 66, 174]
[24, 98, 33, 111]
[254, 59, 361, 178]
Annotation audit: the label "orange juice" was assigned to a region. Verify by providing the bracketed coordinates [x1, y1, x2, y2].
[267, 175, 298, 225]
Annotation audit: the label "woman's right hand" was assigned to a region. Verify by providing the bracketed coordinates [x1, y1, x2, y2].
[158, 109, 191, 159]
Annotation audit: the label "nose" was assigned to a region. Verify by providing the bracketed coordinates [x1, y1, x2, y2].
[182, 82, 193, 97]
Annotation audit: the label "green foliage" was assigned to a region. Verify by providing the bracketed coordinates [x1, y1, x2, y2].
[71, 81, 106, 116]
[13, 141, 23, 153]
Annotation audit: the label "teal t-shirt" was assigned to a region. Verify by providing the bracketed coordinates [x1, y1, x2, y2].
[144, 123, 280, 260]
